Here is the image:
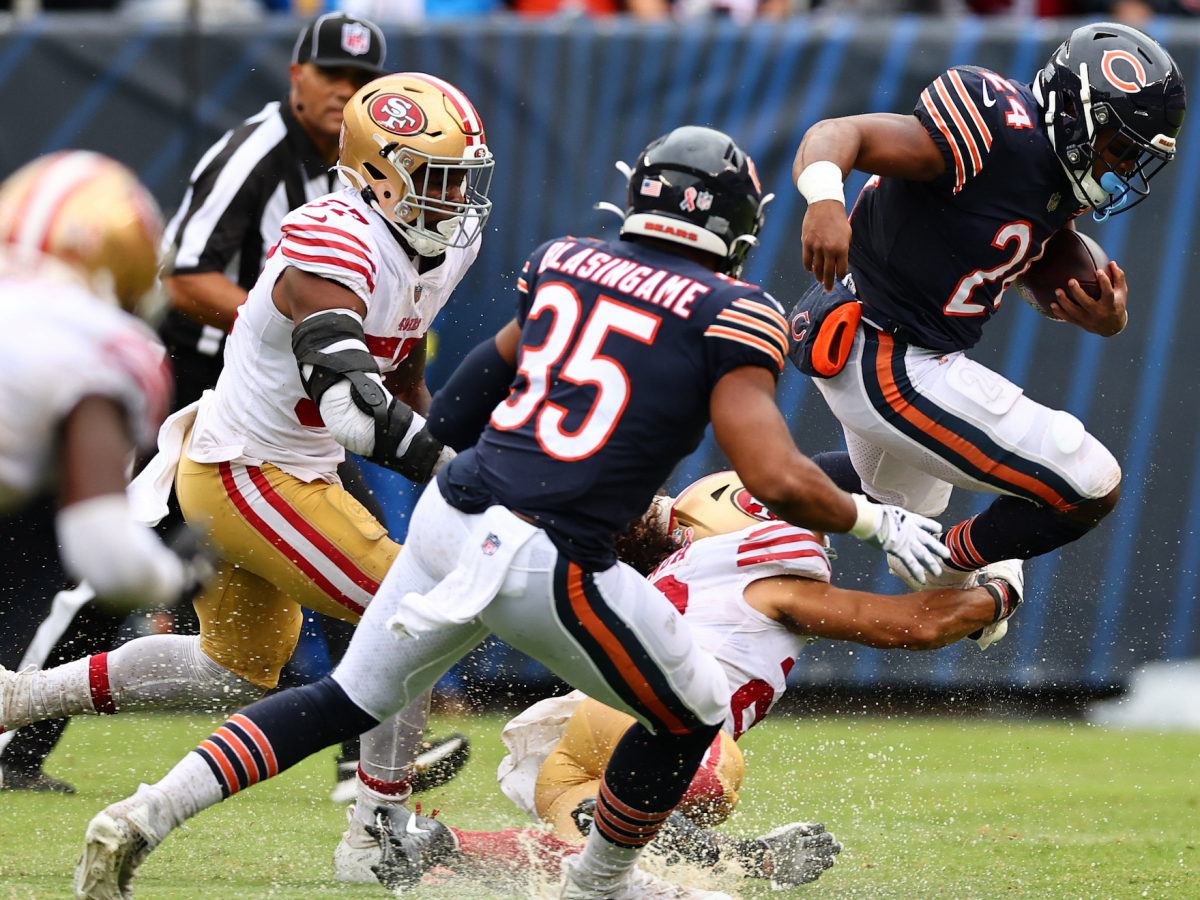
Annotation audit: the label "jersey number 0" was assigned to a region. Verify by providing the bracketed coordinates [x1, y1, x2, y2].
[491, 283, 662, 460]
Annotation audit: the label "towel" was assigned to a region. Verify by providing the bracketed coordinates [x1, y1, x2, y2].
[126, 398, 202, 527]
[386, 504, 540, 639]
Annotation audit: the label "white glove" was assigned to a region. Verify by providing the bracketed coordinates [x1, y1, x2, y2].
[849, 494, 950, 584]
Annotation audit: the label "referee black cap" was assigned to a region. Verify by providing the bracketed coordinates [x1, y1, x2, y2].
[292, 14, 387, 76]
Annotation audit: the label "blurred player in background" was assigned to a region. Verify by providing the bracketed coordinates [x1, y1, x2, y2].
[71, 126, 949, 900]
[7, 72, 493, 885]
[0, 13, 449, 796]
[365, 471, 1019, 893]
[791, 23, 1185, 594]
[0, 152, 214, 755]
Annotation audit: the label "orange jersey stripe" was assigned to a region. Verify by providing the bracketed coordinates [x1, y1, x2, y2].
[703, 325, 784, 370]
[715, 309, 788, 355]
[934, 77, 982, 176]
[921, 89, 965, 192]
[873, 333, 1072, 510]
[948, 69, 993, 149]
[566, 564, 688, 735]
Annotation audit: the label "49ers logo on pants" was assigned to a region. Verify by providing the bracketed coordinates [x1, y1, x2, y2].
[369, 94, 427, 136]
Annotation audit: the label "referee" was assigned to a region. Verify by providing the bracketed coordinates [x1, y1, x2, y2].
[1, 15, 395, 793]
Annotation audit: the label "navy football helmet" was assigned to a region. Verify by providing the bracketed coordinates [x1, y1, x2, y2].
[616, 127, 770, 278]
[1034, 22, 1186, 218]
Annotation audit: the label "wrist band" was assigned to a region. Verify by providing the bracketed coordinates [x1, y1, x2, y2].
[796, 160, 846, 206]
[849, 493, 880, 539]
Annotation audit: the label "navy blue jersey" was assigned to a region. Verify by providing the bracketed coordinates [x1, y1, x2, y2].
[848, 67, 1081, 353]
[474, 236, 788, 571]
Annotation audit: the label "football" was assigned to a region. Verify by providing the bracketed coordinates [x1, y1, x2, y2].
[1015, 228, 1111, 320]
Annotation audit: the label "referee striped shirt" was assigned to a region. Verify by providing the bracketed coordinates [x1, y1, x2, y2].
[160, 99, 336, 369]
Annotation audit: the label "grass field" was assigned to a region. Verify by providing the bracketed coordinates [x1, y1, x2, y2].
[0, 710, 1196, 900]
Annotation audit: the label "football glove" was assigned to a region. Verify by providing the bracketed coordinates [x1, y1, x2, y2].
[850, 494, 950, 584]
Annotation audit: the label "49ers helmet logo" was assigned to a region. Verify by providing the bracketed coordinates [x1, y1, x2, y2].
[369, 94, 428, 136]
[1101, 49, 1148, 94]
[731, 488, 778, 522]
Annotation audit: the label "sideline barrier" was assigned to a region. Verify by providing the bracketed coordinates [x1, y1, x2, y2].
[6, 15, 1200, 687]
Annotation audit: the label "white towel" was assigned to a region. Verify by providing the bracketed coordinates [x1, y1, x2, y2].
[386, 504, 539, 639]
[126, 397, 202, 527]
[495, 690, 588, 821]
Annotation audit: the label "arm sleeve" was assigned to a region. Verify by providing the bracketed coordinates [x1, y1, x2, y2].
[427, 337, 517, 451]
[276, 205, 379, 308]
[913, 67, 1020, 194]
[703, 290, 790, 384]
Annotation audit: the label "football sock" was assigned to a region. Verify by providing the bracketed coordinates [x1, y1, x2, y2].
[190, 676, 379, 800]
[574, 721, 721, 887]
[350, 693, 430, 823]
[811, 450, 863, 494]
[132, 754, 223, 841]
[0, 636, 262, 729]
[944, 495, 1091, 570]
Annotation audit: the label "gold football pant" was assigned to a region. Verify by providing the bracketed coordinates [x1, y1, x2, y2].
[534, 697, 744, 842]
[176, 449, 398, 689]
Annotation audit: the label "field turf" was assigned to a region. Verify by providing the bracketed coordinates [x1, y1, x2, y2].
[0, 710, 1195, 899]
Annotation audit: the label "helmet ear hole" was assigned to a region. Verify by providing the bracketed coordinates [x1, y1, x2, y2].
[363, 163, 387, 180]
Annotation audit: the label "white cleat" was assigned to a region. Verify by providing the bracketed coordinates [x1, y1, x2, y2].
[333, 805, 382, 883]
[73, 808, 157, 900]
[560, 854, 734, 900]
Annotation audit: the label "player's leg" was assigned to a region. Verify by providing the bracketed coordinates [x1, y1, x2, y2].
[478, 549, 732, 898]
[819, 327, 1120, 567]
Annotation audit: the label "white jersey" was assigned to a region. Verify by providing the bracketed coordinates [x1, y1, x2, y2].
[187, 187, 479, 481]
[0, 264, 171, 513]
[649, 521, 832, 739]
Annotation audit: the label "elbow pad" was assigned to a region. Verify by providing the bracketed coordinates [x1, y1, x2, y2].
[57, 494, 186, 612]
[294, 309, 445, 484]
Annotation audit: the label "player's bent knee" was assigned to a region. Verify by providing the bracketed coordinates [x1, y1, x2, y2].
[1066, 482, 1121, 529]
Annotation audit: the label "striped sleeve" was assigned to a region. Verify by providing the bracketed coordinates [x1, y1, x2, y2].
[704, 292, 789, 377]
[278, 208, 378, 306]
[735, 522, 832, 582]
[914, 68, 1004, 195]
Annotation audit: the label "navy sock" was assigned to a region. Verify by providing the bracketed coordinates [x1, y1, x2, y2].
[812, 451, 862, 494]
[945, 495, 1091, 570]
[594, 721, 721, 849]
[193, 677, 379, 798]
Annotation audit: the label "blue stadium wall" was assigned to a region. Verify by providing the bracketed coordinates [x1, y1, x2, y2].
[6, 14, 1200, 690]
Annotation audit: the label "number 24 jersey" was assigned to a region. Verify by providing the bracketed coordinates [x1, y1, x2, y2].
[474, 236, 789, 571]
[849, 67, 1081, 354]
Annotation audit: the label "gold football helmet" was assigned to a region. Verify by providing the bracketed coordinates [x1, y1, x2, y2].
[670, 470, 781, 542]
[338, 72, 493, 256]
[0, 151, 165, 318]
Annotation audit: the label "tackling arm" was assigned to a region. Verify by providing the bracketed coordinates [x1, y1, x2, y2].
[744, 576, 999, 651]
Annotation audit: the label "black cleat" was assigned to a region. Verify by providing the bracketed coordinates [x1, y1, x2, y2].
[1, 765, 75, 793]
[412, 732, 470, 794]
[366, 806, 459, 894]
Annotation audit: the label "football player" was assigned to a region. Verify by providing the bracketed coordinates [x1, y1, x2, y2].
[2, 73, 492, 883]
[791, 23, 1185, 585]
[71, 126, 948, 900]
[0, 153, 209, 622]
[357, 471, 1019, 893]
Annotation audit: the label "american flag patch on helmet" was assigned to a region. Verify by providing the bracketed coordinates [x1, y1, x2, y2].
[640, 178, 662, 197]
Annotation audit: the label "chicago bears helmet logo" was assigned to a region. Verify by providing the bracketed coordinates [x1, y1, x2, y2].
[791, 310, 810, 341]
[369, 94, 428, 136]
[731, 488, 778, 522]
[1101, 49, 1147, 94]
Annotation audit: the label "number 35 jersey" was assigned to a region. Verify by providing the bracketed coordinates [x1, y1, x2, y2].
[849, 67, 1080, 354]
[475, 236, 789, 571]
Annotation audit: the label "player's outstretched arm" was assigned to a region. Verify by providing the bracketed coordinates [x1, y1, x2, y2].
[56, 396, 208, 611]
[712, 366, 949, 581]
[793, 114, 944, 291]
[745, 575, 999, 651]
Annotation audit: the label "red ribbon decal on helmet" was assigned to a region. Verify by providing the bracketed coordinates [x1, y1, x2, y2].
[1101, 50, 1147, 94]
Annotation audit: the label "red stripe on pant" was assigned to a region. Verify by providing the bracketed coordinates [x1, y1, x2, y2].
[89, 653, 116, 715]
